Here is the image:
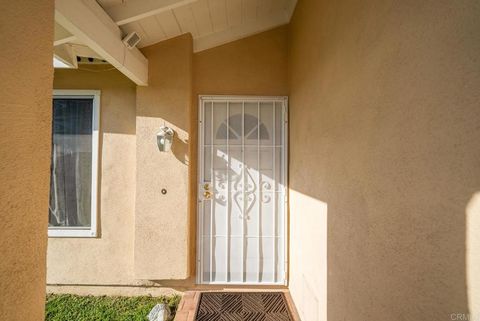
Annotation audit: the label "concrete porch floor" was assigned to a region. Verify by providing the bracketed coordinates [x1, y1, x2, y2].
[175, 289, 301, 321]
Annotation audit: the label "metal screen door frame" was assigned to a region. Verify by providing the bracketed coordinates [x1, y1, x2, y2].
[196, 95, 288, 285]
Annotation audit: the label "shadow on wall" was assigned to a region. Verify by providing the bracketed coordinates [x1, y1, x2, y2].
[171, 135, 189, 166]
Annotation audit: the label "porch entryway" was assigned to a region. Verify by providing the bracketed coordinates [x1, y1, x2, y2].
[197, 96, 288, 285]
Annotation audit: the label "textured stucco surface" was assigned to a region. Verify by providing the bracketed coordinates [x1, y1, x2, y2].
[288, 0, 480, 320]
[47, 28, 288, 293]
[134, 34, 193, 280]
[48, 68, 139, 285]
[48, 55, 193, 292]
[0, 1, 54, 320]
[193, 26, 288, 96]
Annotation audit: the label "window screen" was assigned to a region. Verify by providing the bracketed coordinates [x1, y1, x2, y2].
[49, 98, 93, 228]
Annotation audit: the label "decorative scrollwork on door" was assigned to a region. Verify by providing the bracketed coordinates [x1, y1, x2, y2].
[232, 168, 258, 220]
[215, 112, 271, 219]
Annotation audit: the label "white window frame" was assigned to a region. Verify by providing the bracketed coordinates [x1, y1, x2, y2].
[48, 90, 100, 238]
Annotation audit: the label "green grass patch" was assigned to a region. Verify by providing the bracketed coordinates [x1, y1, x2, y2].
[46, 294, 181, 321]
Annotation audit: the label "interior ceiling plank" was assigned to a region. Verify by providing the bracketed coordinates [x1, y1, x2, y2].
[137, 16, 168, 47]
[54, 23, 76, 46]
[243, 0, 258, 22]
[148, 15, 168, 39]
[194, 7, 288, 52]
[156, 10, 182, 38]
[191, 0, 214, 36]
[208, 0, 228, 32]
[225, 0, 242, 27]
[285, 0, 298, 19]
[55, 0, 148, 85]
[257, 0, 273, 18]
[97, 0, 123, 7]
[173, 4, 199, 38]
[104, 0, 199, 26]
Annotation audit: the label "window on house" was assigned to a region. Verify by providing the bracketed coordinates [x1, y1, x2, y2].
[48, 90, 100, 237]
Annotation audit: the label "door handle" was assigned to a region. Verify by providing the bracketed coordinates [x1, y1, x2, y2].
[203, 191, 213, 199]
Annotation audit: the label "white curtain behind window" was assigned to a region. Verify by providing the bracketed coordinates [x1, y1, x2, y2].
[49, 98, 93, 228]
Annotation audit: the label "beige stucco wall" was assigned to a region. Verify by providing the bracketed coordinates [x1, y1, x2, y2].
[134, 34, 193, 280]
[288, 0, 480, 320]
[193, 25, 288, 96]
[48, 67, 141, 287]
[0, 1, 54, 320]
[47, 48, 194, 293]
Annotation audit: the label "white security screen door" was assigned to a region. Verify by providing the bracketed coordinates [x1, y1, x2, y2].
[197, 96, 288, 285]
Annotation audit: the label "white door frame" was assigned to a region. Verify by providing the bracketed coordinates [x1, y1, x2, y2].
[196, 95, 289, 285]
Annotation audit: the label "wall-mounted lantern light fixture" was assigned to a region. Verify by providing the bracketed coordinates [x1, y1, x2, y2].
[157, 126, 174, 152]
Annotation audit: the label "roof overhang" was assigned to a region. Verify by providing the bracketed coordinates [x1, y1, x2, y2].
[54, 0, 149, 86]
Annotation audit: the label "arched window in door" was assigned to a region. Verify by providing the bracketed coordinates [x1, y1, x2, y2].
[216, 114, 269, 140]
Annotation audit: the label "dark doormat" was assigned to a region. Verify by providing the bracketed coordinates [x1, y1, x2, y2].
[195, 292, 293, 321]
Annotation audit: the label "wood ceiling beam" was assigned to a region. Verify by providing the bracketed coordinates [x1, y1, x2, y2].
[54, 44, 78, 68]
[54, 23, 76, 46]
[55, 0, 148, 86]
[54, 35, 77, 46]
